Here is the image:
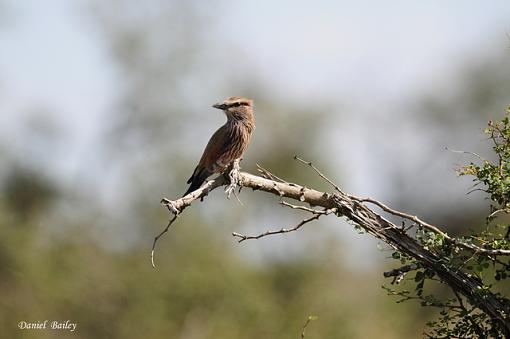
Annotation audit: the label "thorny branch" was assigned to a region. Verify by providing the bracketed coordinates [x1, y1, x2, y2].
[156, 158, 510, 334]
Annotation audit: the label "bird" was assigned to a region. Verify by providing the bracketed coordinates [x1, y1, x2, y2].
[183, 96, 255, 196]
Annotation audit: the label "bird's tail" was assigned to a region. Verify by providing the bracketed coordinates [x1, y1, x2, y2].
[183, 167, 212, 197]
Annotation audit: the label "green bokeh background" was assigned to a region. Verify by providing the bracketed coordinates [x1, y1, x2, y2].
[1, 1, 509, 338]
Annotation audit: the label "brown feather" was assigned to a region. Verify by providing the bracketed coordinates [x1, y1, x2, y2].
[183, 96, 255, 196]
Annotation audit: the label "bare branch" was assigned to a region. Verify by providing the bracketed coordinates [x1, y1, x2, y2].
[161, 175, 227, 213]
[153, 176, 227, 267]
[352, 196, 510, 256]
[279, 200, 335, 214]
[489, 208, 507, 218]
[232, 212, 324, 243]
[256, 164, 288, 183]
[151, 215, 178, 268]
[353, 196, 446, 235]
[157, 166, 510, 332]
[294, 155, 342, 192]
[446, 147, 487, 162]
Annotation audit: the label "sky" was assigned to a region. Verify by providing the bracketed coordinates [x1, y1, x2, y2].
[216, 0, 510, 100]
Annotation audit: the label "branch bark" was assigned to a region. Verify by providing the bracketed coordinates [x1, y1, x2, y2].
[158, 170, 510, 335]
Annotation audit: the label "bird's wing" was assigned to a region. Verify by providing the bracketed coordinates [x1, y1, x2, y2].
[198, 124, 230, 169]
[186, 124, 230, 185]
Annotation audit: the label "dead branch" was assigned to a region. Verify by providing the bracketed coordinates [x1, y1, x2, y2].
[294, 155, 341, 192]
[279, 200, 332, 214]
[352, 195, 510, 256]
[156, 166, 510, 334]
[232, 207, 336, 243]
[151, 215, 178, 268]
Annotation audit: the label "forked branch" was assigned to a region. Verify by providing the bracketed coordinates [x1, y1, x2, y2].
[155, 160, 510, 334]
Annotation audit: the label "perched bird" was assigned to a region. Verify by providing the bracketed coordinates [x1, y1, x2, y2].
[183, 96, 255, 196]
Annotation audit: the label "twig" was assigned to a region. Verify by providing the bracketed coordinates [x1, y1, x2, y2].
[446, 147, 486, 162]
[230, 189, 244, 206]
[355, 197, 445, 234]
[466, 188, 486, 195]
[294, 155, 342, 192]
[256, 164, 288, 183]
[153, 176, 226, 267]
[489, 208, 507, 218]
[151, 215, 178, 268]
[383, 264, 419, 284]
[232, 212, 328, 243]
[301, 315, 318, 339]
[280, 200, 335, 215]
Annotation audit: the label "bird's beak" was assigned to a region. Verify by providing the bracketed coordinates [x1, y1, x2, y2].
[212, 102, 227, 110]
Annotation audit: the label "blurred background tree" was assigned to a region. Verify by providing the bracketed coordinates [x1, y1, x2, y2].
[0, 0, 509, 338]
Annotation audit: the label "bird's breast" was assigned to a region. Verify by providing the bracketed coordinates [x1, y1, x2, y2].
[220, 121, 253, 162]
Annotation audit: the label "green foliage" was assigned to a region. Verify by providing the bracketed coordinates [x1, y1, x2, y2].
[385, 110, 510, 338]
[459, 107, 510, 221]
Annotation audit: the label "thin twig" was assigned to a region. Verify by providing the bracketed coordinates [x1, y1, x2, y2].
[446, 147, 486, 162]
[231, 189, 244, 206]
[232, 212, 328, 243]
[153, 176, 226, 267]
[256, 164, 287, 183]
[301, 315, 318, 339]
[489, 208, 507, 218]
[466, 188, 486, 195]
[294, 155, 342, 192]
[280, 200, 335, 214]
[151, 215, 178, 268]
[355, 197, 445, 235]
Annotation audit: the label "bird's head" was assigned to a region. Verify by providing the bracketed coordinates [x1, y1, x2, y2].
[212, 96, 254, 122]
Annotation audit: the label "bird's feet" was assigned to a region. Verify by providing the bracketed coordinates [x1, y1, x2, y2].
[225, 159, 242, 200]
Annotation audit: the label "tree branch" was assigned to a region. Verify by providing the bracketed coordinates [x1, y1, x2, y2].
[232, 207, 336, 243]
[156, 168, 510, 334]
[383, 264, 419, 284]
